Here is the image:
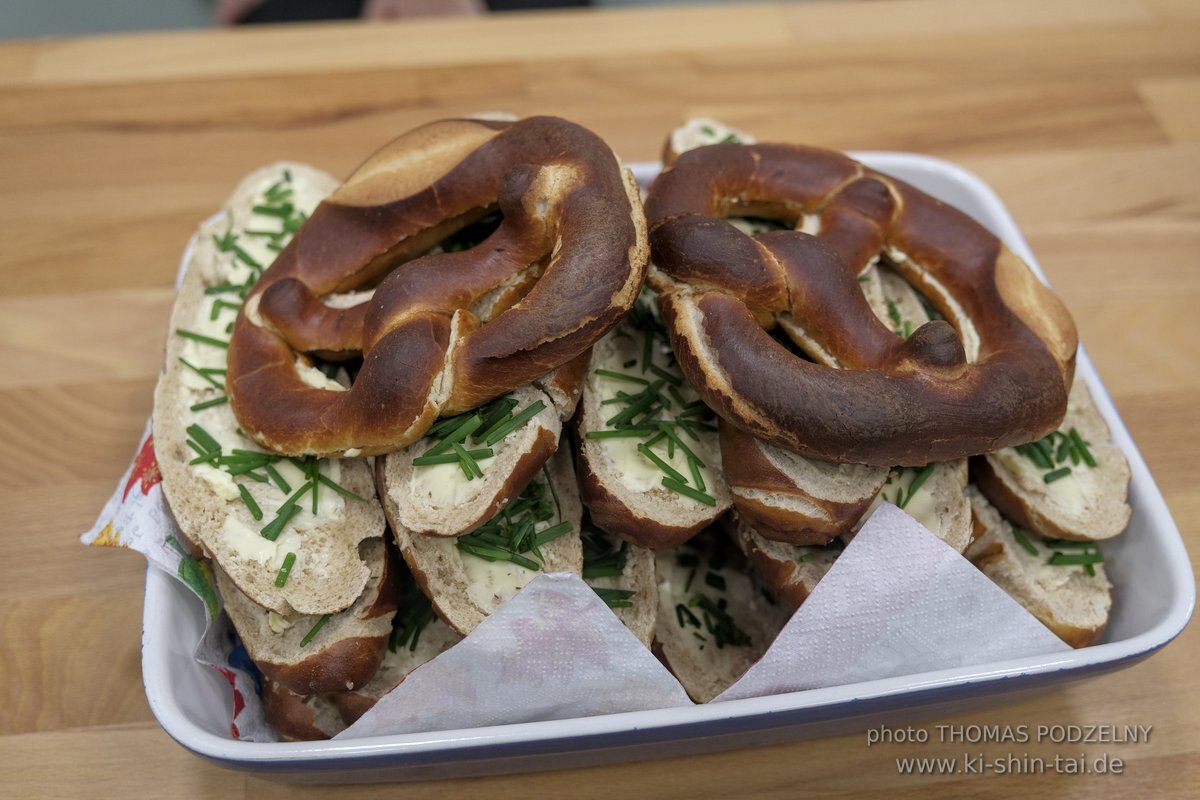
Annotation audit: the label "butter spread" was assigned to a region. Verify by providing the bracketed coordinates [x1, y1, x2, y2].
[588, 320, 718, 498]
[178, 166, 352, 576]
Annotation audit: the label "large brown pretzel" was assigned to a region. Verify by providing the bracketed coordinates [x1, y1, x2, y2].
[227, 116, 648, 457]
[645, 143, 1077, 467]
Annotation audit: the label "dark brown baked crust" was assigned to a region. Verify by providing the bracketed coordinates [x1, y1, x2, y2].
[645, 143, 1077, 467]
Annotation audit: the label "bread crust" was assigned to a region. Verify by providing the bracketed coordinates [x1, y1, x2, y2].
[383, 446, 584, 636]
[972, 378, 1131, 542]
[153, 163, 385, 616]
[226, 116, 649, 457]
[721, 420, 886, 545]
[260, 679, 346, 741]
[646, 143, 1078, 466]
[965, 487, 1111, 648]
[217, 539, 398, 695]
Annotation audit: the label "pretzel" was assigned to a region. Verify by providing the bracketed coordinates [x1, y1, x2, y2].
[645, 143, 1077, 467]
[226, 116, 648, 456]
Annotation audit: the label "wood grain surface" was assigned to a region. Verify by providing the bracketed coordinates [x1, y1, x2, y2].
[1, 1, 1197, 797]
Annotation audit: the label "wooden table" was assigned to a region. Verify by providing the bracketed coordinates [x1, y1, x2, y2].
[2, 1, 1197, 797]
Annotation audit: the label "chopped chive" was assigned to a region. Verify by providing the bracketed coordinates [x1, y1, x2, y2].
[456, 541, 540, 571]
[483, 401, 545, 445]
[593, 587, 636, 609]
[1069, 428, 1097, 468]
[185, 424, 221, 454]
[688, 456, 706, 493]
[260, 504, 301, 542]
[452, 442, 482, 479]
[641, 330, 654, 375]
[189, 395, 228, 412]
[472, 398, 519, 443]
[531, 520, 573, 549]
[585, 428, 657, 439]
[595, 369, 650, 385]
[1010, 525, 1039, 556]
[606, 390, 660, 427]
[648, 363, 683, 387]
[179, 357, 224, 389]
[1044, 466, 1072, 484]
[902, 320, 914, 339]
[796, 552, 814, 565]
[676, 603, 701, 629]
[176, 328, 229, 349]
[422, 413, 483, 458]
[412, 449, 494, 466]
[662, 477, 718, 506]
[299, 614, 330, 647]
[274, 552, 297, 587]
[237, 484, 263, 521]
[622, 358, 636, 368]
[1047, 552, 1104, 567]
[543, 464, 562, 521]
[885, 298, 902, 328]
[897, 464, 935, 509]
[705, 571, 726, 591]
[209, 298, 242, 320]
[1041, 538, 1097, 549]
[253, 203, 294, 218]
[264, 463, 291, 493]
[659, 423, 704, 467]
[637, 443, 688, 483]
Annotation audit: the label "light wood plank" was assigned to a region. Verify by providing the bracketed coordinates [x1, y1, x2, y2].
[1138, 77, 1200, 142]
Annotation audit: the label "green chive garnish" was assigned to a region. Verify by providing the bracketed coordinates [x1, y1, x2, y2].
[638, 443, 687, 483]
[265, 463, 291, 493]
[185, 424, 221, 454]
[237, 484, 263, 521]
[189, 395, 229, 412]
[1047, 552, 1104, 567]
[274, 552, 297, 587]
[176, 328, 229, 349]
[585, 428, 657, 439]
[483, 401, 545, 445]
[1069, 428, 1097, 468]
[593, 587, 636, 609]
[1010, 525, 1039, 556]
[661, 477, 718, 506]
[422, 413, 483, 458]
[178, 357, 223, 389]
[299, 614, 330, 647]
[897, 464, 935, 509]
[595, 369, 650, 385]
[1044, 466, 1072, 483]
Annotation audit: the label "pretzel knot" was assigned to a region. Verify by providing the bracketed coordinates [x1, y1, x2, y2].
[227, 116, 648, 457]
[645, 143, 1077, 467]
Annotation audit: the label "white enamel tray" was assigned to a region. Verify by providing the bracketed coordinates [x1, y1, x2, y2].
[141, 155, 1194, 783]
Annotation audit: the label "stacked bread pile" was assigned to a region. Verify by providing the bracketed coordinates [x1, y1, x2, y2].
[153, 115, 1132, 737]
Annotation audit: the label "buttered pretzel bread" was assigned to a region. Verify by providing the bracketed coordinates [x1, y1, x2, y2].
[227, 116, 648, 457]
[645, 143, 1077, 466]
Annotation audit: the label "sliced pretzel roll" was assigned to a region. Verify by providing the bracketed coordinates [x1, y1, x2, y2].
[646, 143, 1077, 466]
[216, 538, 399, 695]
[227, 116, 648, 458]
[725, 512, 839, 615]
[331, 581, 462, 725]
[577, 307, 731, 552]
[154, 163, 385, 617]
[972, 376, 1132, 541]
[384, 446, 584, 636]
[580, 518, 658, 647]
[966, 487, 1111, 648]
[260, 680, 347, 742]
[851, 460, 972, 553]
[653, 526, 789, 703]
[720, 419, 886, 545]
[849, 262, 972, 553]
